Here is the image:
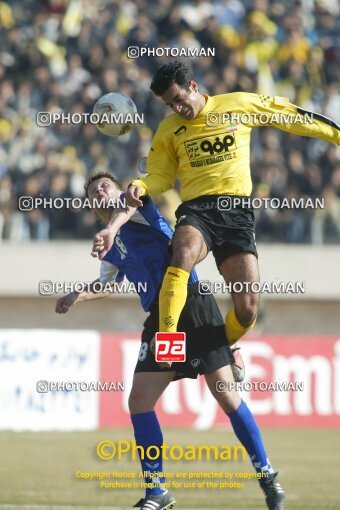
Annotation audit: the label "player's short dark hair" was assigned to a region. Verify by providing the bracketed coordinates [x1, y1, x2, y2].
[150, 61, 195, 96]
[84, 171, 122, 198]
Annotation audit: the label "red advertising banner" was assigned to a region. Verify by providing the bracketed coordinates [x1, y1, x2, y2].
[99, 334, 340, 428]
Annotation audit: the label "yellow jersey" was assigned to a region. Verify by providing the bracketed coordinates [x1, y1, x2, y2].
[132, 92, 340, 202]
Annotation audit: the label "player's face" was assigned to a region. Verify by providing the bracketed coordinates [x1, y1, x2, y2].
[87, 178, 120, 207]
[161, 81, 203, 120]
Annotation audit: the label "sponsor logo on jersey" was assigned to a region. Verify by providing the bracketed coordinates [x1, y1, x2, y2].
[185, 132, 237, 167]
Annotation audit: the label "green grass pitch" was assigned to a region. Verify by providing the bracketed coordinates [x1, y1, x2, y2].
[0, 428, 339, 509]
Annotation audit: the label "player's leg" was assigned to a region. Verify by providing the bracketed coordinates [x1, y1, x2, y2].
[205, 364, 273, 471]
[129, 371, 176, 509]
[129, 371, 174, 413]
[219, 252, 260, 346]
[159, 224, 208, 332]
[205, 366, 285, 510]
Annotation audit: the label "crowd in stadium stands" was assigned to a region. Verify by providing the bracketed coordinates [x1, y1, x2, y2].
[0, 0, 339, 243]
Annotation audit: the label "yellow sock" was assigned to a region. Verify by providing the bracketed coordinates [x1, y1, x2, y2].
[159, 266, 190, 332]
[225, 307, 256, 346]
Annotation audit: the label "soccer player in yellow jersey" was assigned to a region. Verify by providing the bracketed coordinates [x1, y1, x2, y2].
[122, 61, 339, 350]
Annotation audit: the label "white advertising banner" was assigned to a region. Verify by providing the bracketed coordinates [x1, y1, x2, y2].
[0, 329, 100, 431]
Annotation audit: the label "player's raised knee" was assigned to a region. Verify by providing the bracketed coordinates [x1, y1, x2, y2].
[171, 245, 200, 270]
[237, 306, 257, 328]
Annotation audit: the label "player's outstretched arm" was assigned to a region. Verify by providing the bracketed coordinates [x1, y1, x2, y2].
[55, 279, 112, 314]
[91, 204, 137, 259]
[244, 92, 340, 144]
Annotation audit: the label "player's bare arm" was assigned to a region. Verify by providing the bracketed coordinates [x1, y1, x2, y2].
[55, 279, 112, 314]
[91, 204, 137, 259]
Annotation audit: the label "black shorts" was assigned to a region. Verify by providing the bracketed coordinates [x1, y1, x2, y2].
[174, 195, 257, 269]
[134, 284, 234, 380]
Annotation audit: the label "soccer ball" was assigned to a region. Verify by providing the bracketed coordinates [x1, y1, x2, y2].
[93, 92, 138, 137]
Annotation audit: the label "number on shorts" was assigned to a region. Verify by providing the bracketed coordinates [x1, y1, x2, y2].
[138, 342, 148, 361]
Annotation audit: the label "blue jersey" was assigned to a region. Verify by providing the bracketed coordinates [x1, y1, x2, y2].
[101, 196, 198, 312]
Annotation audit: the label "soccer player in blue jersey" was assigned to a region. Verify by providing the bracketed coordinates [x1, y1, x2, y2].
[56, 171, 285, 510]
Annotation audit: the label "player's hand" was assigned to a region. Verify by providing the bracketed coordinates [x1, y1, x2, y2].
[55, 292, 79, 314]
[91, 233, 104, 258]
[91, 228, 117, 260]
[126, 185, 143, 208]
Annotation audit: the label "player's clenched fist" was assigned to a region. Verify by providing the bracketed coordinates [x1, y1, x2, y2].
[91, 232, 104, 258]
[91, 228, 117, 260]
[55, 292, 79, 314]
[126, 184, 143, 207]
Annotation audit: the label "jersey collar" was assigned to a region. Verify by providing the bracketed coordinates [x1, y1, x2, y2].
[195, 94, 213, 119]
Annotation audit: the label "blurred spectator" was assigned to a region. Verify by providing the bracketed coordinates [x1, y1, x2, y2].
[0, 0, 339, 243]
